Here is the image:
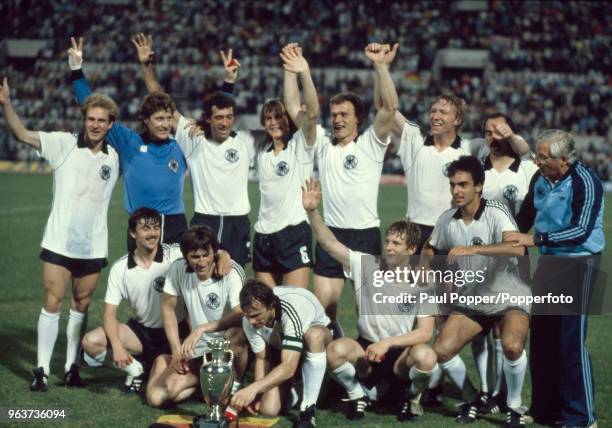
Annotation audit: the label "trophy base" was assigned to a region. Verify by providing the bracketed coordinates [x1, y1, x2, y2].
[192, 415, 228, 428]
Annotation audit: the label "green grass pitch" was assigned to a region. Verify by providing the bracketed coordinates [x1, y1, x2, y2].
[0, 172, 610, 427]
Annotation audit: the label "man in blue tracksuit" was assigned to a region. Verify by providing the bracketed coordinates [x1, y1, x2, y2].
[68, 37, 187, 249]
[510, 129, 604, 428]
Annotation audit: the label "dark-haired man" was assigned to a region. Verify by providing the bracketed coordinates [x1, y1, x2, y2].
[232, 279, 332, 428]
[424, 156, 530, 427]
[1, 77, 120, 391]
[69, 37, 188, 250]
[147, 226, 247, 409]
[302, 178, 440, 422]
[81, 208, 188, 393]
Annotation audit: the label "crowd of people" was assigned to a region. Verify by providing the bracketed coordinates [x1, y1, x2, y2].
[1, 1, 610, 180]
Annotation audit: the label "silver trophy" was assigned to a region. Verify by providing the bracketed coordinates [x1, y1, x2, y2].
[193, 338, 235, 428]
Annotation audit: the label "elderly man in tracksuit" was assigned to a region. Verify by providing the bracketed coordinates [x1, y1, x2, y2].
[509, 129, 604, 428]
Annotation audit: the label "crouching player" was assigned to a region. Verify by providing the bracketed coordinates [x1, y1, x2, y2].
[147, 225, 248, 411]
[302, 178, 440, 421]
[81, 208, 190, 392]
[231, 280, 333, 428]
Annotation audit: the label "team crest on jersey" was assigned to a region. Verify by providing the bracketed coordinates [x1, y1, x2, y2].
[275, 161, 289, 176]
[442, 162, 452, 177]
[471, 237, 484, 246]
[99, 165, 111, 181]
[397, 301, 415, 313]
[168, 159, 179, 173]
[153, 276, 165, 292]
[205, 292, 221, 309]
[503, 185, 519, 201]
[225, 149, 240, 163]
[343, 155, 358, 169]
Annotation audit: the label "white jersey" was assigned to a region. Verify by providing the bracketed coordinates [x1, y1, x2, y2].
[254, 127, 320, 234]
[242, 286, 330, 353]
[104, 244, 186, 328]
[175, 115, 255, 216]
[316, 126, 389, 229]
[397, 122, 474, 226]
[38, 132, 119, 259]
[483, 157, 538, 217]
[429, 199, 531, 314]
[164, 258, 245, 356]
[345, 250, 431, 343]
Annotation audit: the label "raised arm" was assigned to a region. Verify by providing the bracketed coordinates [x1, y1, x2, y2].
[280, 44, 319, 145]
[366, 43, 399, 142]
[491, 120, 530, 156]
[302, 178, 350, 267]
[0, 78, 40, 150]
[372, 44, 405, 137]
[281, 43, 304, 128]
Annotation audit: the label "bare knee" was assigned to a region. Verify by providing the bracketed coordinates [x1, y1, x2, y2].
[501, 336, 524, 361]
[433, 337, 457, 363]
[225, 327, 247, 349]
[410, 344, 437, 371]
[304, 326, 330, 353]
[147, 386, 167, 408]
[259, 398, 281, 417]
[82, 330, 106, 355]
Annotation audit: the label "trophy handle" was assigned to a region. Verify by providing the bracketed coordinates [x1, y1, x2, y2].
[225, 349, 234, 366]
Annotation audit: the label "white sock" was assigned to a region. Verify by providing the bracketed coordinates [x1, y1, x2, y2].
[84, 350, 107, 367]
[409, 364, 440, 398]
[471, 334, 488, 394]
[503, 350, 527, 409]
[116, 359, 144, 378]
[300, 351, 327, 410]
[231, 380, 241, 395]
[493, 339, 504, 396]
[37, 308, 60, 375]
[331, 361, 365, 400]
[440, 355, 479, 403]
[65, 309, 87, 373]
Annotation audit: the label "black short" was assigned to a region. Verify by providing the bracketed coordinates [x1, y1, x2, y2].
[314, 226, 381, 278]
[356, 337, 404, 382]
[126, 213, 187, 251]
[414, 223, 434, 255]
[190, 213, 251, 267]
[127, 318, 190, 361]
[39, 248, 107, 277]
[450, 308, 528, 334]
[253, 222, 313, 273]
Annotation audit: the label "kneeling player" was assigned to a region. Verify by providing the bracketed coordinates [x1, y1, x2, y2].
[146, 226, 248, 409]
[303, 178, 440, 421]
[424, 156, 530, 427]
[81, 208, 196, 392]
[231, 280, 333, 428]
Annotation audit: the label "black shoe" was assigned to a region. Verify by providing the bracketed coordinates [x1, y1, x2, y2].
[421, 384, 444, 406]
[493, 392, 509, 412]
[30, 367, 48, 392]
[398, 394, 423, 422]
[347, 396, 369, 420]
[478, 394, 500, 415]
[296, 404, 316, 428]
[64, 363, 86, 388]
[456, 402, 478, 424]
[124, 372, 145, 394]
[505, 409, 526, 428]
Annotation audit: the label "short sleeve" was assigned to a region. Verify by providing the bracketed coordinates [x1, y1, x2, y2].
[104, 263, 125, 306]
[492, 205, 519, 236]
[280, 299, 313, 352]
[429, 211, 452, 250]
[289, 128, 316, 164]
[359, 126, 389, 162]
[242, 318, 266, 354]
[175, 115, 202, 158]
[163, 259, 184, 296]
[38, 132, 77, 169]
[238, 130, 256, 163]
[396, 121, 424, 167]
[226, 268, 244, 308]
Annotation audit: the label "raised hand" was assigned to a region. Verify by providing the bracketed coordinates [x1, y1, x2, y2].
[67, 36, 83, 70]
[131, 33, 155, 65]
[365, 42, 398, 66]
[492, 121, 515, 140]
[301, 178, 322, 212]
[0, 78, 10, 106]
[382, 43, 399, 65]
[220, 49, 240, 83]
[280, 43, 309, 74]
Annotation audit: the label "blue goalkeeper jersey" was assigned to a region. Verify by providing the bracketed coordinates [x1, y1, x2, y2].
[72, 71, 186, 215]
[533, 161, 604, 255]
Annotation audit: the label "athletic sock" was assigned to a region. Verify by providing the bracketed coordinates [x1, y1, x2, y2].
[84, 350, 107, 367]
[409, 364, 441, 398]
[331, 361, 365, 400]
[440, 355, 479, 403]
[37, 308, 60, 375]
[300, 351, 327, 411]
[503, 350, 527, 409]
[471, 334, 489, 394]
[65, 309, 87, 373]
[493, 338, 504, 396]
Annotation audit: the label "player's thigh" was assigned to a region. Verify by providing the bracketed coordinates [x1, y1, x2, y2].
[72, 271, 101, 302]
[42, 261, 71, 305]
[434, 312, 483, 360]
[118, 323, 144, 355]
[82, 326, 108, 351]
[283, 267, 310, 289]
[313, 274, 345, 304]
[255, 271, 280, 288]
[304, 325, 333, 352]
[259, 379, 292, 416]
